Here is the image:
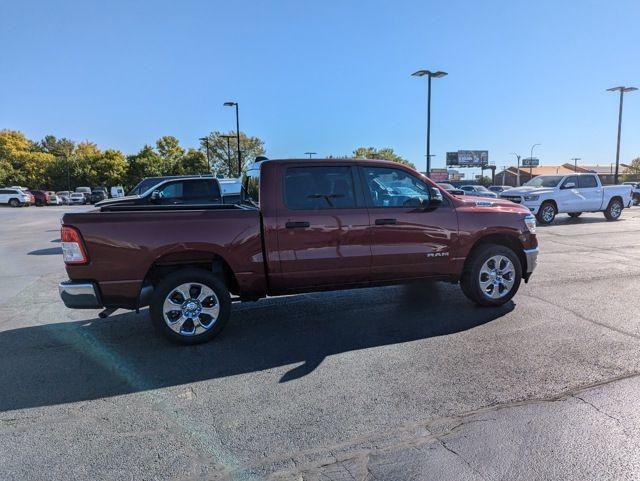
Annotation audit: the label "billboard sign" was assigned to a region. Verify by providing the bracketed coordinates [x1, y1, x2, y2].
[428, 168, 449, 182]
[522, 157, 539, 167]
[446, 150, 489, 167]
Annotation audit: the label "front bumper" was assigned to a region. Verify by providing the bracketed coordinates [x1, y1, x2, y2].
[523, 247, 539, 274]
[59, 281, 103, 309]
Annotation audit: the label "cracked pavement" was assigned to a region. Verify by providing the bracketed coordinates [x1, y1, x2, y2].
[1, 206, 640, 480]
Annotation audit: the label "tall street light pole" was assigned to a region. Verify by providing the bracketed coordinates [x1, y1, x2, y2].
[571, 157, 581, 172]
[199, 137, 211, 172]
[529, 143, 541, 180]
[607, 86, 637, 184]
[510, 153, 521, 186]
[223, 101, 241, 177]
[221, 135, 236, 174]
[412, 69, 447, 177]
[304, 152, 317, 159]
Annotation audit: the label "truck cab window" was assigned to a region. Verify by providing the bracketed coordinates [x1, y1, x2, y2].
[578, 175, 598, 188]
[284, 166, 357, 210]
[362, 167, 430, 207]
[157, 180, 220, 204]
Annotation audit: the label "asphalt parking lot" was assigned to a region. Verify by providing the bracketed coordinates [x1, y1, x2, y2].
[2, 205, 640, 480]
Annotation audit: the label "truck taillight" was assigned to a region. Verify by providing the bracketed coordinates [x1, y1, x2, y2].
[61, 226, 88, 264]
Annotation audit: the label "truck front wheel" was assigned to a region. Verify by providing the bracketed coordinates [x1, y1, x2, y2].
[460, 244, 522, 307]
[150, 268, 231, 344]
[536, 201, 556, 225]
[604, 198, 623, 221]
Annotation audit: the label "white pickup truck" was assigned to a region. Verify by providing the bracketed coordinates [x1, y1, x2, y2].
[500, 173, 633, 224]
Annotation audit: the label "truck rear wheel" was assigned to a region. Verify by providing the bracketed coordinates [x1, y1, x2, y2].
[604, 198, 623, 221]
[150, 268, 231, 344]
[536, 201, 556, 225]
[460, 244, 522, 307]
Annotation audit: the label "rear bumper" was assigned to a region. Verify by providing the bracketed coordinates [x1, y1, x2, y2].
[523, 247, 539, 274]
[58, 281, 103, 309]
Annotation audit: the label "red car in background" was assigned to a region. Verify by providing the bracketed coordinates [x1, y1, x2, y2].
[27, 190, 49, 206]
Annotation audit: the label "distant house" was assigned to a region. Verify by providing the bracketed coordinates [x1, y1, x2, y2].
[494, 163, 631, 186]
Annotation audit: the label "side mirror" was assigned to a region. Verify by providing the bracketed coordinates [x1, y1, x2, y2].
[563, 182, 576, 189]
[429, 187, 444, 206]
[150, 190, 161, 202]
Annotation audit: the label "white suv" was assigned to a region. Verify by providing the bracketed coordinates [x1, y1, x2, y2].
[0, 188, 31, 207]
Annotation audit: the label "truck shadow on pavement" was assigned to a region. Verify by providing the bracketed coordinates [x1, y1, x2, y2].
[27, 246, 62, 256]
[0, 283, 513, 412]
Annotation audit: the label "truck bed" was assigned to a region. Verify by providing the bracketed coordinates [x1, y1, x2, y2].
[62, 206, 266, 308]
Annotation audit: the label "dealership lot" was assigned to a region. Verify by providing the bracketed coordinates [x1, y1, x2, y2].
[2, 206, 640, 480]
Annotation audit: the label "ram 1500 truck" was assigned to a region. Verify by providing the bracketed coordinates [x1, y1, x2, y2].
[59, 158, 539, 344]
[500, 173, 632, 225]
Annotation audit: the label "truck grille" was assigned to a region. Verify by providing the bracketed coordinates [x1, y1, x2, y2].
[501, 195, 521, 204]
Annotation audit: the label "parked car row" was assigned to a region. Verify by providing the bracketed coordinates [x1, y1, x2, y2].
[0, 185, 124, 207]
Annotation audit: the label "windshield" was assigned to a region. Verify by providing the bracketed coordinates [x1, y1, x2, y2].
[524, 175, 564, 187]
[438, 183, 455, 189]
[475, 186, 489, 192]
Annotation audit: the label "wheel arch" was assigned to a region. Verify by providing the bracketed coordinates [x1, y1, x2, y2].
[141, 250, 239, 298]
[463, 233, 527, 276]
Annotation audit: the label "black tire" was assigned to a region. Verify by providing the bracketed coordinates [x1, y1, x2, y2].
[604, 198, 623, 221]
[9, 198, 20, 207]
[460, 244, 522, 307]
[150, 268, 231, 345]
[536, 201, 556, 225]
[568, 212, 582, 218]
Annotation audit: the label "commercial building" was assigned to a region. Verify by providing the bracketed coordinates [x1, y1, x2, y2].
[494, 163, 633, 186]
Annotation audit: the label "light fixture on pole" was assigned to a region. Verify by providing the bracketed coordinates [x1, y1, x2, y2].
[304, 152, 317, 159]
[607, 86, 637, 184]
[412, 69, 447, 177]
[223, 101, 242, 177]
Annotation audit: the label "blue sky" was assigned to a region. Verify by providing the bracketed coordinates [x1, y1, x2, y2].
[1, 0, 639, 175]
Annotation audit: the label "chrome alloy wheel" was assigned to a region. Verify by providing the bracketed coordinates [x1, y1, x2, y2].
[610, 201, 622, 218]
[478, 255, 516, 299]
[162, 282, 220, 336]
[541, 205, 555, 223]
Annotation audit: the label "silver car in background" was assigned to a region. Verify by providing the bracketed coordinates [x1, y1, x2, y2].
[459, 185, 499, 198]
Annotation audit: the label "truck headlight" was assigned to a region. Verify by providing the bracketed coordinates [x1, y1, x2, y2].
[524, 215, 537, 234]
[523, 194, 539, 201]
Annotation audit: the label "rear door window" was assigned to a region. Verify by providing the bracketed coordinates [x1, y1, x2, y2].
[283, 166, 357, 210]
[578, 175, 598, 188]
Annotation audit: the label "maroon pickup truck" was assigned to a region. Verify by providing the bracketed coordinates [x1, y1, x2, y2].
[59, 158, 539, 344]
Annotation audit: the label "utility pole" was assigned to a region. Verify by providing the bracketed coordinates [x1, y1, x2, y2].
[607, 86, 637, 184]
[529, 143, 541, 182]
[571, 157, 581, 172]
[305, 152, 317, 159]
[199, 137, 211, 172]
[221, 135, 236, 175]
[510, 153, 521, 186]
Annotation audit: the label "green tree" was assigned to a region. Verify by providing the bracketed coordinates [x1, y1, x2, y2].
[156, 135, 186, 174]
[126, 145, 163, 188]
[623, 157, 640, 181]
[176, 148, 208, 175]
[352, 147, 416, 169]
[0, 130, 54, 188]
[200, 131, 266, 177]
